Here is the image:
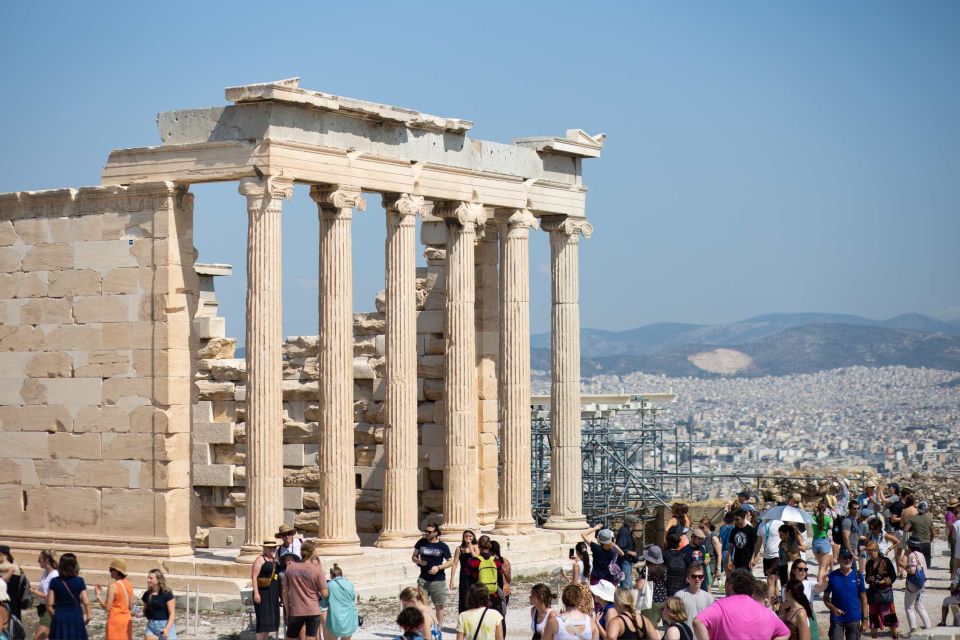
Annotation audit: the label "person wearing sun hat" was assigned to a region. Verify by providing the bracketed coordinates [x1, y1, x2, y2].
[904, 500, 936, 568]
[252, 538, 282, 640]
[275, 523, 302, 563]
[580, 524, 623, 585]
[588, 579, 618, 632]
[95, 558, 134, 640]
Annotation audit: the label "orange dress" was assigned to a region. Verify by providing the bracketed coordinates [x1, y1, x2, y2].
[106, 578, 133, 640]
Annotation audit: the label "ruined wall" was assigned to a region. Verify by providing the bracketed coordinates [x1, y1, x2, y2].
[192, 214, 503, 541]
[0, 183, 197, 556]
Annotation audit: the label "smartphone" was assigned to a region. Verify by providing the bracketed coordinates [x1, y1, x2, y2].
[569, 547, 575, 559]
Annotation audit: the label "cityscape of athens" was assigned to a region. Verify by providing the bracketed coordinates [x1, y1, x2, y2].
[1, 3, 958, 640]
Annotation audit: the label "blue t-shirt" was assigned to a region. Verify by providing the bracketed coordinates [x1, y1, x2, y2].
[825, 568, 866, 624]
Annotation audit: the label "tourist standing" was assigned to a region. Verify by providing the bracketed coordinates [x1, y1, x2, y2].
[95, 559, 133, 640]
[726, 510, 758, 574]
[0, 547, 26, 625]
[903, 501, 935, 568]
[667, 504, 692, 547]
[324, 564, 358, 640]
[692, 568, 790, 640]
[603, 587, 659, 640]
[276, 524, 302, 562]
[449, 530, 478, 613]
[455, 584, 503, 640]
[664, 531, 693, 597]
[946, 498, 959, 573]
[540, 585, 598, 640]
[614, 516, 640, 588]
[675, 565, 713, 633]
[777, 525, 805, 593]
[413, 524, 452, 628]
[282, 540, 329, 640]
[252, 538, 282, 640]
[588, 580, 617, 635]
[30, 550, 57, 640]
[48, 553, 91, 640]
[581, 526, 623, 585]
[836, 501, 862, 560]
[863, 541, 898, 640]
[822, 549, 867, 640]
[778, 579, 815, 640]
[637, 546, 668, 626]
[937, 565, 960, 627]
[854, 482, 884, 519]
[396, 607, 426, 640]
[399, 587, 440, 640]
[529, 584, 557, 640]
[464, 536, 504, 618]
[142, 569, 176, 640]
[1, 579, 26, 640]
[559, 542, 593, 615]
[661, 596, 695, 640]
[698, 518, 721, 592]
[783, 559, 826, 605]
[902, 536, 932, 635]
[489, 541, 512, 620]
[884, 484, 903, 532]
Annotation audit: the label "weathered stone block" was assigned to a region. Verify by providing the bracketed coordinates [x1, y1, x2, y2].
[420, 423, 445, 447]
[416, 310, 444, 334]
[353, 357, 375, 380]
[74, 406, 130, 433]
[25, 352, 73, 379]
[101, 433, 154, 460]
[22, 244, 73, 271]
[35, 459, 80, 486]
[21, 298, 72, 324]
[48, 486, 100, 531]
[283, 444, 306, 466]
[0, 465, 21, 484]
[10, 273, 46, 298]
[196, 380, 235, 401]
[193, 421, 234, 444]
[207, 527, 244, 548]
[47, 270, 101, 297]
[154, 433, 190, 462]
[0, 248, 21, 272]
[420, 221, 447, 245]
[354, 466, 385, 491]
[77, 349, 133, 378]
[75, 240, 137, 272]
[418, 355, 445, 379]
[20, 405, 73, 432]
[355, 444, 384, 466]
[197, 337, 236, 359]
[0, 221, 17, 246]
[478, 399, 498, 423]
[39, 378, 101, 405]
[353, 312, 385, 336]
[0, 432, 48, 458]
[477, 375, 497, 401]
[284, 487, 304, 510]
[42, 324, 101, 351]
[48, 215, 101, 243]
[74, 460, 134, 488]
[417, 402, 435, 424]
[354, 423, 384, 445]
[191, 443, 212, 465]
[102, 268, 141, 294]
[50, 433, 101, 459]
[73, 295, 131, 323]
[102, 488, 155, 535]
[194, 464, 235, 487]
[423, 378, 443, 401]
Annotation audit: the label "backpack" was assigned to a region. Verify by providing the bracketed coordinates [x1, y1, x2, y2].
[665, 550, 689, 595]
[15, 574, 32, 613]
[477, 555, 499, 594]
[906, 553, 927, 591]
[832, 515, 853, 545]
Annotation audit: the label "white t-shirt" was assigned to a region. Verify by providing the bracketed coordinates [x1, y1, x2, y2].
[759, 520, 783, 559]
[39, 569, 59, 595]
[953, 521, 960, 559]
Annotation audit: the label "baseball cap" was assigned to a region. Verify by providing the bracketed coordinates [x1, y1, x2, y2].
[838, 548, 854, 560]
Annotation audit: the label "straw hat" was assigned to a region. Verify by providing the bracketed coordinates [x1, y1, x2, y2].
[108, 559, 127, 575]
[589, 580, 616, 603]
[262, 538, 280, 547]
[824, 494, 837, 509]
[949, 498, 959, 509]
[275, 523, 296, 538]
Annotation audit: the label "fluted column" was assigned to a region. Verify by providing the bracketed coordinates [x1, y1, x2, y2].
[542, 217, 592, 530]
[376, 193, 427, 548]
[493, 210, 538, 534]
[237, 176, 293, 563]
[436, 201, 485, 537]
[311, 185, 365, 555]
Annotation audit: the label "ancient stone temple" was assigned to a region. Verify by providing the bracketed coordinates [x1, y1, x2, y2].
[0, 79, 603, 579]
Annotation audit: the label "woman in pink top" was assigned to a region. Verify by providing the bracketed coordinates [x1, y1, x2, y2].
[692, 569, 789, 640]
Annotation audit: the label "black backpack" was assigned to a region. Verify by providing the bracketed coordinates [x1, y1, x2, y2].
[665, 550, 689, 595]
[832, 515, 853, 545]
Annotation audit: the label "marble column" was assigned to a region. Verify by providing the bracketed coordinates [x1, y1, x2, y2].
[435, 201, 485, 537]
[311, 185, 364, 555]
[376, 193, 427, 548]
[541, 217, 592, 530]
[237, 176, 293, 563]
[493, 210, 538, 534]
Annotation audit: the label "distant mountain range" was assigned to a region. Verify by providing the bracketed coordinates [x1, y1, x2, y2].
[531, 313, 960, 377]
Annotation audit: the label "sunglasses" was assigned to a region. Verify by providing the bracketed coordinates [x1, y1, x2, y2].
[689, 575, 705, 580]
[424, 529, 437, 535]
[794, 567, 808, 573]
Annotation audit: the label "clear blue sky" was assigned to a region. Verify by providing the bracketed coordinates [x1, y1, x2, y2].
[2, 1, 957, 339]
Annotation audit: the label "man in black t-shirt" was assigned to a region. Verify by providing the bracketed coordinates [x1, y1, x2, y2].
[412, 524, 451, 627]
[581, 524, 622, 584]
[725, 510, 757, 574]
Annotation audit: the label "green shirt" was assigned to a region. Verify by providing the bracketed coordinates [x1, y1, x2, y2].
[812, 513, 833, 539]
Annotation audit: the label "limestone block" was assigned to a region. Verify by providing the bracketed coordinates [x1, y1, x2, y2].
[12, 218, 50, 244]
[0, 274, 18, 298]
[416, 310, 444, 334]
[477, 331, 498, 357]
[20, 379, 47, 405]
[153, 376, 193, 406]
[25, 352, 73, 378]
[16, 460, 39, 485]
[354, 422, 384, 445]
[284, 487, 304, 510]
[102, 488, 155, 536]
[282, 379, 318, 401]
[197, 380, 235, 401]
[194, 464, 235, 487]
[419, 445, 445, 470]
[50, 433, 101, 459]
[130, 404, 190, 435]
[212, 444, 243, 465]
[284, 335, 318, 358]
[22, 244, 73, 271]
[192, 444, 212, 465]
[19, 405, 73, 432]
[353, 312, 386, 336]
[420, 221, 447, 245]
[48, 486, 101, 531]
[194, 316, 226, 340]
[209, 359, 245, 382]
[42, 324, 101, 351]
[0, 248, 22, 272]
[75, 240, 137, 272]
[0, 221, 17, 246]
[421, 489, 443, 511]
[47, 270, 101, 297]
[197, 337, 237, 359]
[479, 441, 498, 468]
[4, 273, 47, 298]
[0, 465, 20, 484]
[477, 375, 497, 401]
[73, 460, 134, 488]
[424, 247, 447, 264]
[356, 510, 383, 533]
[48, 215, 101, 243]
[101, 268, 141, 294]
[363, 401, 384, 423]
[301, 491, 319, 508]
[210, 401, 236, 423]
[132, 349, 190, 379]
[0, 485, 48, 530]
[35, 459, 81, 486]
[35, 378, 100, 407]
[154, 487, 192, 539]
[370, 379, 385, 402]
[420, 423, 444, 447]
[0, 378, 26, 405]
[20, 298, 72, 324]
[101, 378, 151, 408]
[78, 349, 134, 378]
[479, 420, 497, 434]
[355, 489, 383, 512]
[416, 402, 435, 424]
[101, 320, 191, 351]
[353, 357, 375, 380]
[355, 465, 385, 491]
[353, 337, 376, 357]
[207, 527, 244, 548]
[432, 400, 445, 425]
[418, 355, 444, 379]
[354, 444, 384, 466]
[281, 420, 318, 444]
[145, 458, 190, 490]
[478, 399, 498, 423]
[294, 511, 319, 532]
[154, 433, 190, 462]
[424, 335, 445, 355]
[73, 295, 131, 324]
[193, 421, 234, 444]
[423, 378, 443, 401]
[101, 433, 154, 460]
[0, 432, 48, 458]
[100, 210, 156, 241]
[283, 444, 306, 466]
[74, 406, 129, 433]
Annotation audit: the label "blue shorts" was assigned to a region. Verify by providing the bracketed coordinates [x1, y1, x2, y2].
[146, 619, 176, 640]
[812, 537, 832, 554]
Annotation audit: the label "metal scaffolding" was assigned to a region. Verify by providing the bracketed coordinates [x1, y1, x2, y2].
[529, 393, 678, 528]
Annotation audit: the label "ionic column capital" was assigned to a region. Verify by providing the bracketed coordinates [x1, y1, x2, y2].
[434, 201, 486, 229]
[382, 193, 426, 224]
[310, 185, 366, 217]
[541, 216, 593, 241]
[238, 176, 294, 204]
[495, 209, 539, 235]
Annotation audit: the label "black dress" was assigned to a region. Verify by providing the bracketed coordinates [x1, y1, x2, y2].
[457, 547, 474, 613]
[254, 558, 281, 633]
